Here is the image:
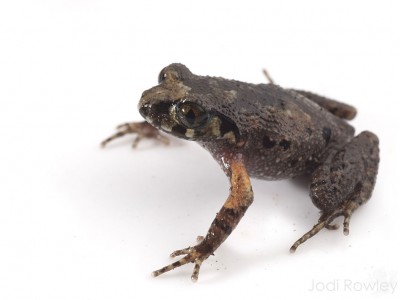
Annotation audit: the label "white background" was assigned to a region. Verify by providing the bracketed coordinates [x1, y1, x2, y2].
[1, 1, 399, 299]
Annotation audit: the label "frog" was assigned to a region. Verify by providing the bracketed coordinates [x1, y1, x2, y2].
[102, 63, 380, 282]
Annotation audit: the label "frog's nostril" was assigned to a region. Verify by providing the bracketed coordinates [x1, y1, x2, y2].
[139, 104, 151, 117]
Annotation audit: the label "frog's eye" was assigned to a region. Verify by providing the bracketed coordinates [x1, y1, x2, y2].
[158, 68, 167, 84]
[176, 101, 209, 128]
[158, 67, 181, 84]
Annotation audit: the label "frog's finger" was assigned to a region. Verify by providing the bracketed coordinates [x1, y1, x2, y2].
[155, 133, 170, 146]
[151, 256, 192, 278]
[101, 123, 138, 147]
[191, 259, 203, 282]
[116, 123, 132, 130]
[101, 131, 129, 147]
[170, 247, 192, 258]
[101, 121, 168, 148]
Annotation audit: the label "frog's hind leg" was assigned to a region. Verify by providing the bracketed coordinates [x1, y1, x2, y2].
[260, 68, 356, 120]
[290, 131, 379, 252]
[291, 89, 357, 120]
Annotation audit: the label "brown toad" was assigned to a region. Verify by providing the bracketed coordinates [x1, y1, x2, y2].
[102, 64, 379, 282]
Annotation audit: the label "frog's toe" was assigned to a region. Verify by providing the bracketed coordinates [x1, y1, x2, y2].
[341, 201, 359, 236]
[290, 217, 328, 253]
[290, 200, 359, 253]
[152, 245, 209, 282]
[321, 212, 340, 230]
[325, 223, 339, 230]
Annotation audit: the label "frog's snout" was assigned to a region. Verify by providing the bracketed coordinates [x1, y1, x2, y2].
[138, 101, 157, 126]
[138, 89, 156, 121]
[138, 95, 177, 132]
[138, 102, 151, 118]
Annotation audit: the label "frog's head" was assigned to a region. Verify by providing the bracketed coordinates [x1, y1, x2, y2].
[138, 63, 240, 144]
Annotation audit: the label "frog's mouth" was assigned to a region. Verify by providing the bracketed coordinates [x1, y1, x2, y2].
[139, 101, 173, 129]
[139, 100, 195, 140]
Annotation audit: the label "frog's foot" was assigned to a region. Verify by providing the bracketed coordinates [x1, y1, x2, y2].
[291, 131, 379, 253]
[101, 121, 169, 148]
[290, 200, 359, 253]
[151, 243, 212, 282]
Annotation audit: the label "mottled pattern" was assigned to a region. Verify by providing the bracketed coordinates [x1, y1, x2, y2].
[151, 158, 253, 282]
[102, 63, 380, 282]
[137, 64, 356, 180]
[310, 131, 379, 212]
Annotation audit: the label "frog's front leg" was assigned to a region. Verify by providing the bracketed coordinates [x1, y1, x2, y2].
[152, 156, 254, 282]
[101, 121, 169, 148]
[290, 131, 379, 252]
